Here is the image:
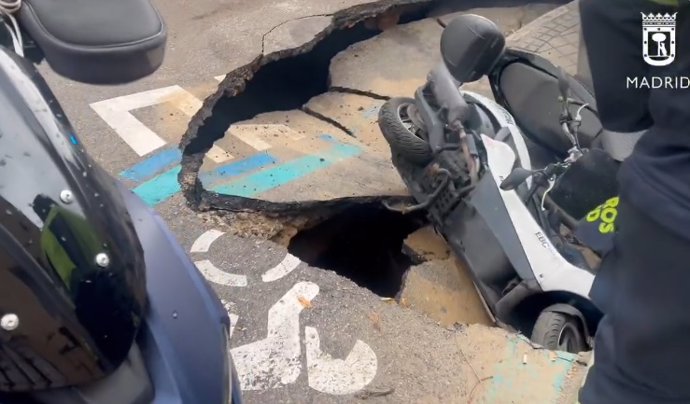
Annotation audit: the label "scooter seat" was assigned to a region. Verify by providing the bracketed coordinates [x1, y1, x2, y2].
[496, 56, 602, 156]
[18, 0, 166, 84]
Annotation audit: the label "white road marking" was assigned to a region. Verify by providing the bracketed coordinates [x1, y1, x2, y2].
[90, 85, 231, 162]
[207, 144, 234, 163]
[262, 253, 301, 282]
[228, 126, 272, 151]
[305, 326, 378, 395]
[231, 282, 319, 390]
[221, 299, 240, 339]
[92, 80, 310, 167]
[190, 229, 225, 253]
[190, 229, 377, 394]
[90, 86, 192, 156]
[229, 313, 239, 339]
[194, 259, 248, 287]
[228, 123, 305, 152]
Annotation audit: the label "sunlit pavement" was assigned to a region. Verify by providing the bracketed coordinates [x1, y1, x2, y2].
[39, 1, 589, 402]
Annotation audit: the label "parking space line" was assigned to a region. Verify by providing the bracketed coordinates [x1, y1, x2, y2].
[97, 81, 365, 206]
[305, 326, 378, 395]
[194, 259, 248, 287]
[212, 139, 362, 197]
[190, 229, 225, 253]
[132, 165, 182, 206]
[129, 152, 278, 206]
[262, 253, 302, 282]
[231, 281, 320, 390]
[120, 147, 182, 182]
[90, 86, 195, 156]
[200, 152, 277, 186]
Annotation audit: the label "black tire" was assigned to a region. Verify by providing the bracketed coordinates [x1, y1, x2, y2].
[378, 97, 432, 165]
[531, 310, 587, 353]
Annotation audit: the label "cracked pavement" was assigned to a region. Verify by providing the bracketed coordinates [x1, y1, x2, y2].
[38, 0, 588, 402]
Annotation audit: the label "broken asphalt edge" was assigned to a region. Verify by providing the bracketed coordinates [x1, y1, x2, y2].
[177, 0, 432, 219]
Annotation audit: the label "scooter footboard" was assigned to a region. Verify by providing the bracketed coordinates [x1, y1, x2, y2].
[439, 173, 541, 314]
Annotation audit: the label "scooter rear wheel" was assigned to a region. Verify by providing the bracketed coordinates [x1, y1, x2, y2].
[378, 97, 432, 165]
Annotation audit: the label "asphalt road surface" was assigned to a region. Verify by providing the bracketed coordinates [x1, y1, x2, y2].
[35, 0, 586, 402]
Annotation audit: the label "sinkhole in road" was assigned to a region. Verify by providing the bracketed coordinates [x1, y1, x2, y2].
[180, 0, 563, 214]
[182, 1, 432, 156]
[288, 202, 427, 297]
[181, 0, 436, 212]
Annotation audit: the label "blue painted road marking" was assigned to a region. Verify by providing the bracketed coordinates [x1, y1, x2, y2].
[133, 165, 182, 206]
[212, 141, 361, 198]
[200, 152, 276, 186]
[120, 147, 182, 182]
[122, 134, 360, 206]
[130, 152, 278, 206]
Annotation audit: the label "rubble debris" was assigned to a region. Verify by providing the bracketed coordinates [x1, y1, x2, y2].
[402, 225, 450, 263]
[368, 311, 382, 331]
[398, 258, 493, 326]
[354, 386, 395, 399]
[298, 296, 313, 308]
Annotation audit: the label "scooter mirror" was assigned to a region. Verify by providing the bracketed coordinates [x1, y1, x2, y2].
[500, 167, 534, 190]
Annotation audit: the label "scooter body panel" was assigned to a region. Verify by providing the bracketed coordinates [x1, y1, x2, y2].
[388, 86, 598, 332]
[1, 185, 240, 404]
[0, 46, 147, 389]
[0, 46, 239, 404]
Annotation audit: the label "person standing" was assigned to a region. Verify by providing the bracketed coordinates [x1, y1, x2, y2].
[578, 0, 690, 402]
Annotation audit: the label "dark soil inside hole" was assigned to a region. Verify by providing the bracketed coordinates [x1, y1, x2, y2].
[288, 202, 427, 297]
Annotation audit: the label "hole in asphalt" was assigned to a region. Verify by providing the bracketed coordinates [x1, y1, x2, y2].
[287, 202, 427, 297]
[181, 0, 567, 214]
[183, 4, 431, 156]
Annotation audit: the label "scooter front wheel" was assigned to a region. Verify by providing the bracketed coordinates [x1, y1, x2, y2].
[531, 310, 587, 353]
[378, 97, 432, 165]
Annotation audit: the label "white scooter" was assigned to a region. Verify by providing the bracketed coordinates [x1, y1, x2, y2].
[378, 14, 622, 353]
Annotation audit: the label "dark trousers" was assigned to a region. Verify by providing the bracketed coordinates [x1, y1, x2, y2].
[580, 198, 690, 403]
[578, 0, 690, 402]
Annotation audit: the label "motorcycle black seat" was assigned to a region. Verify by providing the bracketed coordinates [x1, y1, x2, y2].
[494, 51, 602, 156]
[18, 0, 166, 84]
